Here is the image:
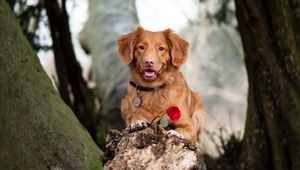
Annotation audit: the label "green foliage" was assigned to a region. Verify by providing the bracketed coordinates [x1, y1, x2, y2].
[159, 117, 169, 128]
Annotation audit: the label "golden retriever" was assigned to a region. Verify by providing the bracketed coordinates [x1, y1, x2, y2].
[117, 26, 205, 144]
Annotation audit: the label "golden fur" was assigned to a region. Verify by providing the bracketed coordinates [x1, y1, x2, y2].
[117, 27, 205, 144]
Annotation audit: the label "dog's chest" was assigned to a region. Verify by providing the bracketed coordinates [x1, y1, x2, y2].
[138, 88, 178, 113]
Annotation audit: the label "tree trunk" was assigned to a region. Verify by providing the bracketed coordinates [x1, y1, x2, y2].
[44, 0, 99, 143]
[0, 1, 102, 169]
[80, 0, 138, 130]
[235, 0, 300, 169]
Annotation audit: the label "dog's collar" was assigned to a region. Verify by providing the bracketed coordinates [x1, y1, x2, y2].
[129, 81, 164, 92]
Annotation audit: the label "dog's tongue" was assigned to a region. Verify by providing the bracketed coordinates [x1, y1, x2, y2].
[144, 70, 155, 77]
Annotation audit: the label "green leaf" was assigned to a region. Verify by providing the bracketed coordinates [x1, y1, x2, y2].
[105, 134, 110, 143]
[159, 117, 168, 128]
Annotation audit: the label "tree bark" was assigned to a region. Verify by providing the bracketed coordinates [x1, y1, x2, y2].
[235, 0, 300, 169]
[0, 1, 102, 169]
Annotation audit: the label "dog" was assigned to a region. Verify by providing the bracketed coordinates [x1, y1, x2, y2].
[117, 26, 205, 144]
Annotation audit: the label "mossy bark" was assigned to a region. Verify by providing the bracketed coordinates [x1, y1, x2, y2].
[0, 1, 102, 169]
[235, 0, 300, 169]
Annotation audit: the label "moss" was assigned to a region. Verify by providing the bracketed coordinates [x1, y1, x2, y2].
[0, 1, 102, 169]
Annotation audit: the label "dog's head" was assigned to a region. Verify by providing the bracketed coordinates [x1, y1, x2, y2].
[117, 26, 189, 83]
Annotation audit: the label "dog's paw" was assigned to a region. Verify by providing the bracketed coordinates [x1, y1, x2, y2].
[167, 130, 183, 139]
[126, 120, 150, 132]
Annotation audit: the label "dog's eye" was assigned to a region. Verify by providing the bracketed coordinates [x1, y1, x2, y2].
[159, 47, 164, 51]
[139, 45, 145, 50]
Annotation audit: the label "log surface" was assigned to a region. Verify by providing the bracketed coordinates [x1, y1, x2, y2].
[103, 127, 206, 170]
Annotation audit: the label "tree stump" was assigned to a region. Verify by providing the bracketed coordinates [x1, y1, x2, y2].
[103, 126, 206, 170]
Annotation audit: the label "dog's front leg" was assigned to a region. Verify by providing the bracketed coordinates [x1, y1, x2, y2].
[121, 98, 150, 132]
[168, 122, 198, 145]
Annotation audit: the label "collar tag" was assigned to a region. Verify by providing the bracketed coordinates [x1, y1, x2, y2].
[133, 96, 141, 107]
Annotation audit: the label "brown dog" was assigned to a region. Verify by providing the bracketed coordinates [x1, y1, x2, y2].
[117, 27, 205, 144]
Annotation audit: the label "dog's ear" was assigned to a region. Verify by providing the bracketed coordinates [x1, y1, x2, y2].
[164, 29, 189, 66]
[117, 26, 143, 64]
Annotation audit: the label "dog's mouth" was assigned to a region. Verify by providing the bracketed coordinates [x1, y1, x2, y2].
[139, 63, 165, 80]
[142, 69, 158, 79]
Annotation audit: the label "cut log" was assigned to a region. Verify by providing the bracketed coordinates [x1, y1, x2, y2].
[103, 126, 206, 170]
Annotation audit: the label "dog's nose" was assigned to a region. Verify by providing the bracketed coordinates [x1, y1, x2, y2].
[145, 59, 154, 67]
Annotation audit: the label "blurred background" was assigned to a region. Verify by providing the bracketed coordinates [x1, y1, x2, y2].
[8, 0, 247, 165]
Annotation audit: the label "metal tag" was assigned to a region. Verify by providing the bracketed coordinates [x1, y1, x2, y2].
[133, 96, 141, 107]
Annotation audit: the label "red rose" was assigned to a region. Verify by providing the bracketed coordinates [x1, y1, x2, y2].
[167, 106, 181, 121]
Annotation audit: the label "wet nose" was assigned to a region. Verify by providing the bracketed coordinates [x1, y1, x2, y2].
[145, 59, 154, 67]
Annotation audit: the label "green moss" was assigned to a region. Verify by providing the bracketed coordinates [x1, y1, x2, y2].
[0, 1, 102, 169]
